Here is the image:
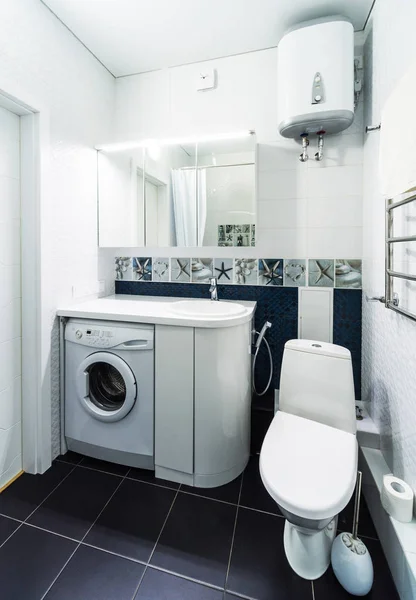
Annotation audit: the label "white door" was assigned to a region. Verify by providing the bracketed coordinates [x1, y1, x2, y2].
[0, 106, 22, 488]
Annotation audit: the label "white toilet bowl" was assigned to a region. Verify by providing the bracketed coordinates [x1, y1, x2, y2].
[259, 340, 358, 580]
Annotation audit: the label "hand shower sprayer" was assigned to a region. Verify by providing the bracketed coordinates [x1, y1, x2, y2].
[252, 321, 273, 396]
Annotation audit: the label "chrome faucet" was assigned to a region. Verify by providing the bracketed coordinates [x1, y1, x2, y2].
[209, 277, 218, 301]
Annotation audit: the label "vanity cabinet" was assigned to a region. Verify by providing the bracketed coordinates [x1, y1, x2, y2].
[155, 321, 252, 487]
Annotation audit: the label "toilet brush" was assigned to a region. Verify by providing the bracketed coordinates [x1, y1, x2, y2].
[331, 471, 374, 596]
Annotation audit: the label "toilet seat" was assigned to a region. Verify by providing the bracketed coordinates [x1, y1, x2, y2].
[260, 411, 357, 521]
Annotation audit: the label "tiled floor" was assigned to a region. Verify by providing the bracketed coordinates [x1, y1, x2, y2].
[0, 453, 399, 600]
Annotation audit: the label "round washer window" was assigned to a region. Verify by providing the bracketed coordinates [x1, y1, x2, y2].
[88, 362, 126, 412]
[76, 352, 137, 423]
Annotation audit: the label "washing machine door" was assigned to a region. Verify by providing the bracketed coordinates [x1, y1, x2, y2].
[76, 352, 137, 422]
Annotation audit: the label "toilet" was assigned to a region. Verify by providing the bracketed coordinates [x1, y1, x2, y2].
[260, 339, 357, 580]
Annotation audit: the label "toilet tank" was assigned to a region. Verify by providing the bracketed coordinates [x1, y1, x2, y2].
[279, 339, 356, 434]
[277, 16, 354, 138]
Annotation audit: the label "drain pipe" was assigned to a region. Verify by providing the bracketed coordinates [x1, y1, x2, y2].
[315, 131, 325, 161]
[299, 134, 309, 162]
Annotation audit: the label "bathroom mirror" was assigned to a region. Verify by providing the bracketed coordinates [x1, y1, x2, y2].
[97, 131, 256, 248]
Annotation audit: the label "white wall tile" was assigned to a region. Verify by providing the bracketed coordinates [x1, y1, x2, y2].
[362, 1, 416, 562]
[307, 133, 364, 169]
[307, 195, 363, 228]
[306, 165, 363, 198]
[0, 421, 21, 477]
[0, 377, 21, 430]
[307, 226, 363, 257]
[0, 453, 21, 489]
[0, 0, 115, 460]
[0, 298, 21, 343]
[258, 198, 307, 229]
[0, 265, 20, 311]
[0, 219, 20, 266]
[258, 169, 307, 201]
[0, 338, 21, 392]
[257, 228, 308, 257]
[257, 139, 299, 171]
[0, 177, 20, 223]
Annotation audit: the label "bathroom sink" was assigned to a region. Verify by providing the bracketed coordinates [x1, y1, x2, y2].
[170, 300, 246, 318]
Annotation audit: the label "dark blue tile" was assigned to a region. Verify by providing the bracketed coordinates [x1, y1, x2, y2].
[0, 515, 20, 545]
[45, 544, 145, 600]
[151, 492, 236, 588]
[55, 451, 84, 465]
[28, 467, 121, 541]
[0, 524, 76, 600]
[84, 478, 176, 562]
[135, 567, 223, 599]
[79, 455, 130, 476]
[180, 474, 242, 504]
[115, 281, 298, 390]
[0, 462, 73, 521]
[227, 507, 311, 600]
[333, 289, 362, 399]
[127, 466, 180, 489]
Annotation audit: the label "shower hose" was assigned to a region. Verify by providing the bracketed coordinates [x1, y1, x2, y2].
[252, 325, 273, 397]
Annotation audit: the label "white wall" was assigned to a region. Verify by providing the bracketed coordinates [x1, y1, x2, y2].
[0, 107, 22, 487]
[0, 0, 115, 464]
[362, 0, 416, 495]
[109, 46, 363, 260]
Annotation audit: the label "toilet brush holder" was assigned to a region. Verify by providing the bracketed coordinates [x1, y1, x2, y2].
[331, 471, 374, 596]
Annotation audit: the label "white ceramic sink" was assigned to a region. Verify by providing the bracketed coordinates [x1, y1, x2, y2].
[170, 300, 246, 318]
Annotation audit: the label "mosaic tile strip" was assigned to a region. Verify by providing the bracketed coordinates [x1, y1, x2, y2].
[115, 280, 362, 398]
[114, 257, 362, 289]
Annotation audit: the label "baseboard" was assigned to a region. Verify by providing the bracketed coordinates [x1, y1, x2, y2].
[359, 446, 416, 599]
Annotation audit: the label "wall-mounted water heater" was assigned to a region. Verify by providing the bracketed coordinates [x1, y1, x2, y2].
[277, 16, 355, 162]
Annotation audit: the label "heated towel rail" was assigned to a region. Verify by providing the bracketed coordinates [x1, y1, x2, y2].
[385, 191, 416, 322]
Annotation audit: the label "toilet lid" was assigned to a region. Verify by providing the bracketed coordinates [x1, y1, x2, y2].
[260, 411, 357, 521]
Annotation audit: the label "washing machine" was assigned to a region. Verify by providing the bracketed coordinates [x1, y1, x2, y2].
[64, 318, 154, 469]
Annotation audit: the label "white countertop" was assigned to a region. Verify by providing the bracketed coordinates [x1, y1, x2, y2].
[57, 294, 256, 328]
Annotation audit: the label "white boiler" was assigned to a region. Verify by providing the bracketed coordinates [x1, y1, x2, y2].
[277, 16, 354, 140]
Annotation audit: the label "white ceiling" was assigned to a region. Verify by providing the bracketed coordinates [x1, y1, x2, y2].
[42, 0, 373, 77]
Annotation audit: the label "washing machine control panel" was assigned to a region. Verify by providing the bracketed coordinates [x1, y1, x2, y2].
[67, 324, 115, 348]
[65, 320, 154, 350]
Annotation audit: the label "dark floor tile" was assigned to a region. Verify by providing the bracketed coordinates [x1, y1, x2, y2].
[180, 475, 242, 504]
[227, 507, 312, 600]
[28, 466, 121, 540]
[45, 544, 144, 600]
[151, 492, 236, 588]
[0, 515, 20, 545]
[338, 493, 378, 539]
[79, 455, 130, 476]
[135, 567, 223, 599]
[54, 451, 84, 465]
[128, 466, 180, 489]
[0, 524, 76, 600]
[0, 462, 73, 521]
[84, 478, 176, 562]
[314, 538, 399, 599]
[239, 455, 281, 515]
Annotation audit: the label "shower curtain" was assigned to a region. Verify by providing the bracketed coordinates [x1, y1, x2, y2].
[171, 168, 207, 246]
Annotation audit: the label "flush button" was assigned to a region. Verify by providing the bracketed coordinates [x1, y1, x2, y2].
[75, 330, 83, 339]
[312, 343, 322, 348]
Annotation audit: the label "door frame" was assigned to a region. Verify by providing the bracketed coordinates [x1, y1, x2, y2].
[0, 86, 49, 474]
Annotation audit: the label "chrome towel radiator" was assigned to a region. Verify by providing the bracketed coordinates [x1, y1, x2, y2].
[384, 190, 416, 322]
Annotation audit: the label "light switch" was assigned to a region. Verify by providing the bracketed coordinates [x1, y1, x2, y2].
[196, 69, 216, 91]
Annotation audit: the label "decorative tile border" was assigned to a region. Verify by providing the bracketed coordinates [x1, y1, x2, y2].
[114, 257, 362, 289]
